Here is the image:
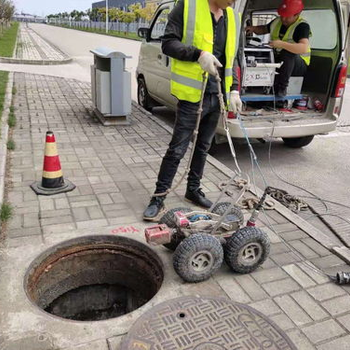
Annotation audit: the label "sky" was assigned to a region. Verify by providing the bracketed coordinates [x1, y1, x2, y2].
[13, 0, 99, 16]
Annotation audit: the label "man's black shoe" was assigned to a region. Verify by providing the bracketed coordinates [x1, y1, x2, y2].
[143, 196, 166, 221]
[276, 87, 287, 98]
[185, 188, 213, 208]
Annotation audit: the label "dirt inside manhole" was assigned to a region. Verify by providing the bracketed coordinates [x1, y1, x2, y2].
[25, 235, 164, 321]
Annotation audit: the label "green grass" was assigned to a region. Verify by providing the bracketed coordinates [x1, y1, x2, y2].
[0, 203, 13, 222]
[51, 23, 141, 41]
[0, 22, 19, 57]
[7, 139, 15, 150]
[0, 71, 9, 124]
[8, 112, 16, 128]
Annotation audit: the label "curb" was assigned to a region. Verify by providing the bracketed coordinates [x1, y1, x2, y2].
[0, 72, 14, 206]
[0, 56, 72, 65]
[132, 101, 350, 265]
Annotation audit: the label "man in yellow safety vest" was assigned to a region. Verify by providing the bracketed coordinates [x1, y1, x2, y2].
[246, 0, 311, 97]
[143, 0, 242, 221]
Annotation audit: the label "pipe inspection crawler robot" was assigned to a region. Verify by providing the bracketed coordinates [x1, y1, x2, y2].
[145, 188, 271, 283]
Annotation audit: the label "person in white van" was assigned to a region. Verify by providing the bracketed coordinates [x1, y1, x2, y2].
[143, 0, 242, 221]
[246, 0, 311, 97]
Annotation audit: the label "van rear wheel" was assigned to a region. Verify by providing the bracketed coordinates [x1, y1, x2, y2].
[137, 77, 153, 112]
[282, 135, 314, 148]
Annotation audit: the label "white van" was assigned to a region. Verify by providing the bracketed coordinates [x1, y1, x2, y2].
[136, 0, 350, 148]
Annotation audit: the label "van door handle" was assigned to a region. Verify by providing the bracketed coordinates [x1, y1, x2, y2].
[157, 54, 162, 60]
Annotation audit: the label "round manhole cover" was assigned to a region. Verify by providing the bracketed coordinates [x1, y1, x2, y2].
[121, 296, 297, 350]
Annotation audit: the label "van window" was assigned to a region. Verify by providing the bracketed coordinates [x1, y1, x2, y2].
[150, 8, 170, 40]
[250, 9, 338, 50]
[302, 10, 337, 50]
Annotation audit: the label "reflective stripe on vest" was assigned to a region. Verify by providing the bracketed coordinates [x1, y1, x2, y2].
[171, 0, 239, 103]
[270, 17, 311, 66]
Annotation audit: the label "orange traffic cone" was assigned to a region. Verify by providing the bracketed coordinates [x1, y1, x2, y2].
[30, 131, 75, 195]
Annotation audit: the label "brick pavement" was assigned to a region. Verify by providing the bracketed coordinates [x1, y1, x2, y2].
[0, 23, 71, 65]
[1, 72, 350, 349]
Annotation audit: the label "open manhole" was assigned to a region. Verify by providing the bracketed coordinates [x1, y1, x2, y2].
[25, 235, 164, 321]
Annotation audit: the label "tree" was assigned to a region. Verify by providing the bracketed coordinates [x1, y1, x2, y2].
[0, 0, 15, 31]
[98, 7, 106, 21]
[128, 3, 142, 22]
[109, 7, 123, 22]
[139, 3, 157, 22]
[119, 11, 135, 33]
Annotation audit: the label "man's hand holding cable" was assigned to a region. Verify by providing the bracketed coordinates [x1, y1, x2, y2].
[198, 51, 222, 76]
[229, 90, 242, 115]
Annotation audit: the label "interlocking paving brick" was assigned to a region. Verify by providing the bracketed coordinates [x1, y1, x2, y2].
[235, 274, 269, 301]
[8, 227, 42, 238]
[270, 313, 296, 331]
[72, 207, 90, 222]
[279, 229, 309, 241]
[283, 264, 317, 288]
[297, 262, 330, 285]
[302, 319, 346, 344]
[337, 314, 350, 332]
[251, 267, 288, 284]
[54, 198, 70, 209]
[271, 251, 303, 266]
[76, 219, 108, 229]
[310, 255, 345, 270]
[321, 295, 350, 316]
[317, 335, 350, 350]
[302, 238, 331, 257]
[262, 278, 300, 297]
[307, 283, 347, 302]
[249, 299, 281, 316]
[289, 240, 320, 259]
[214, 272, 251, 304]
[286, 329, 315, 350]
[275, 295, 313, 326]
[270, 242, 291, 255]
[262, 226, 282, 243]
[291, 291, 328, 321]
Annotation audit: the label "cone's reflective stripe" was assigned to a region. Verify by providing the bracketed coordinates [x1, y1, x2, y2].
[270, 17, 311, 65]
[44, 143, 59, 157]
[42, 170, 63, 179]
[171, 0, 239, 103]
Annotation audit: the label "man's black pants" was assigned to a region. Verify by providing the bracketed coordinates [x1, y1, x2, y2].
[274, 49, 308, 89]
[155, 93, 221, 194]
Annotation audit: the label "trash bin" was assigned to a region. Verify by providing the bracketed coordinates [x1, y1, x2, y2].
[90, 47, 132, 126]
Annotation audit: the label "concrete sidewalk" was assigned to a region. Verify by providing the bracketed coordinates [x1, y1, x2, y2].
[0, 72, 350, 349]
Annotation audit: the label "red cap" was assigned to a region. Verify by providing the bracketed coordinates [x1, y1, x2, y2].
[278, 0, 304, 17]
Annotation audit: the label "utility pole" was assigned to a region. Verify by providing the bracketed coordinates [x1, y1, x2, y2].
[106, 0, 109, 33]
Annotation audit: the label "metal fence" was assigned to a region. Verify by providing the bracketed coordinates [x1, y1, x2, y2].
[49, 20, 167, 37]
[49, 20, 153, 34]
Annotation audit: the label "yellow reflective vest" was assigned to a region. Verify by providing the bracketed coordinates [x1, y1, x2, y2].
[170, 0, 240, 103]
[270, 17, 311, 66]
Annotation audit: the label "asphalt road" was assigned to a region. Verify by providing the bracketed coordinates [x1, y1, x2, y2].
[23, 24, 350, 246]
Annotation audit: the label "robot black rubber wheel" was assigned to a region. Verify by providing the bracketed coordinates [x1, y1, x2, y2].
[211, 202, 244, 225]
[159, 207, 192, 251]
[224, 226, 270, 274]
[173, 234, 224, 283]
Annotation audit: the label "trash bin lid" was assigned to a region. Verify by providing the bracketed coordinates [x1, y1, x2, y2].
[90, 47, 132, 59]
